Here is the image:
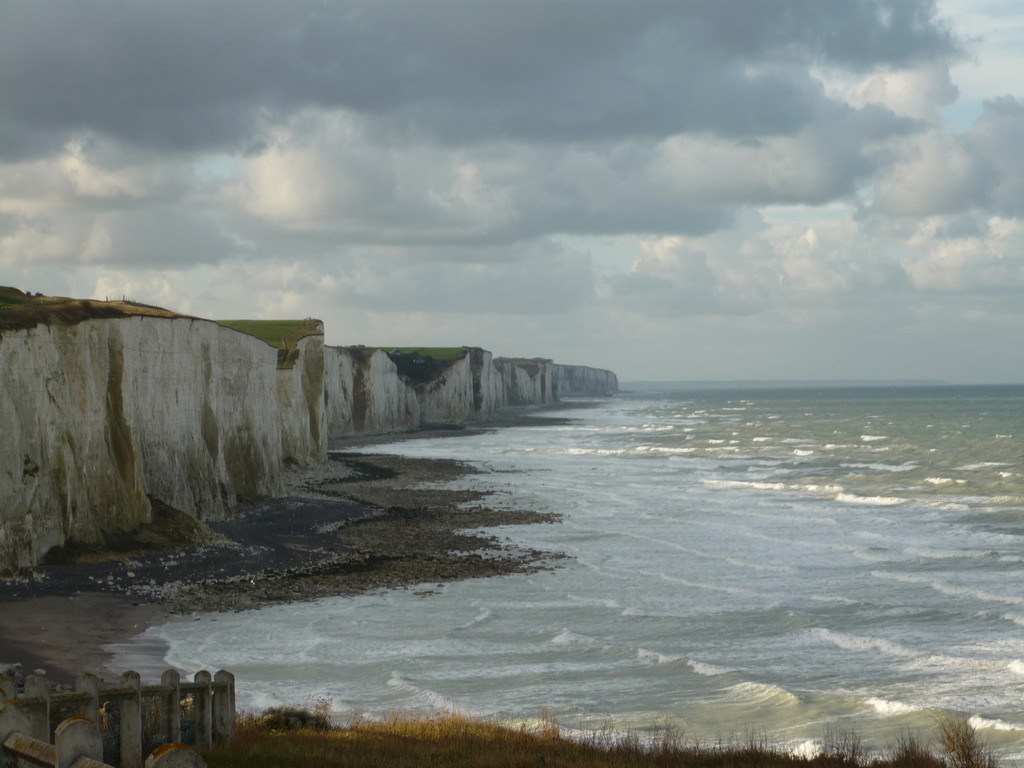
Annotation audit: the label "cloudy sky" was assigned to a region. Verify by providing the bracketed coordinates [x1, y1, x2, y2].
[2, 0, 1023, 383]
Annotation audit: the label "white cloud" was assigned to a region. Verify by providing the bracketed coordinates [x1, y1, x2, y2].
[843, 62, 958, 121]
[903, 215, 1024, 291]
[2, 0, 1023, 383]
[872, 130, 991, 215]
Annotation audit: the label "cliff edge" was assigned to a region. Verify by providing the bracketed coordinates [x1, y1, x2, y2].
[0, 288, 617, 571]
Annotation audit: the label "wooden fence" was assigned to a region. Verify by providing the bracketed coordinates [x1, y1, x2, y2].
[0, 669, 234, 768]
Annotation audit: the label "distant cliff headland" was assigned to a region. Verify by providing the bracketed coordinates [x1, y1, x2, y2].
[0, 287, 617, 573]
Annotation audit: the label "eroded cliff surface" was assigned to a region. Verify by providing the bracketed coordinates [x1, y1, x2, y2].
[554, 364, 619, 396]
[0, 315, 325, 572]
[276, 327, 327, 466]
[1, 287, 616, 571]
[494, 358, 558, 406]
[324, 346, 419, 436]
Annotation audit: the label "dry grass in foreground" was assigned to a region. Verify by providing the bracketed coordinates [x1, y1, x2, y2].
[202, 707, 1001, 768]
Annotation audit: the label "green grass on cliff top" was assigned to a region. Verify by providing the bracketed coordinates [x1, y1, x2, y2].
[0, 286, 33, 307]
[216, 319, 323, 368]
[217, 319, 315, 350]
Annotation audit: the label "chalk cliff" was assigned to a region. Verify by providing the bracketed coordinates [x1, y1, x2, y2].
[0, 313, 325, 572]
[276, 327, 327, 466]
[324, 348, 571, 438]
[554, 364, 619, 396]
[493, 358, 558, 406]
[324, 346, 419, 436]
[324, 346, 499, 437]
[0, 288, 618, 571]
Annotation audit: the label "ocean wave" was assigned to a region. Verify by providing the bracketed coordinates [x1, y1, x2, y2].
[860, 435, 889, 442]
[551, 628, 598, 646]
[726, 681, 801, 706]
[865, 697, 922, 716]
[700, 478, 847, 497]
[687, 659, 732, 677]
[843, 461, 918, 473]
[969, 715, 1024, 732]
[812, 628, 921, 659]
[386, 671, 462, 712]
[456, 607, 494, 630]
[835, 492, 906, 506]
[872, 570, 1024, 607]
[636, 647, 682, 665]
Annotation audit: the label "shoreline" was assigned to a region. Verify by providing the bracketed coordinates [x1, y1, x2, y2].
[0, 404, 592, 686]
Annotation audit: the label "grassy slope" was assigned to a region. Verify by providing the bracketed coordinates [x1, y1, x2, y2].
[0, 289, 321, 369]
[216, 320, 313, 350]
[216, 319, 323, 368]
[203, 712, 995, 768]
[0, 286, 187, 332]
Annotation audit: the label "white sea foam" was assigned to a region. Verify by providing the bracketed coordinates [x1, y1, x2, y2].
[843, 461, 917, 473]
[969, 715, 1024, 732]
[865, 697, 922, 716]
[835, 493, 906, 505]
[636, 648, 681, 665]
[687, 659, 731, 677]
[860, 435, 889, 442]
[813, 628, 921, 659]
[726, 681, 801, 706]
[551, 629, 595, 646]
[872, 570, 1024, 606]
[387, 671, 463, 712]
[127, 386, 1024, 754]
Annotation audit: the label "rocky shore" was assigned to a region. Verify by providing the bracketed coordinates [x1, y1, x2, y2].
[0, 411, 583, 685]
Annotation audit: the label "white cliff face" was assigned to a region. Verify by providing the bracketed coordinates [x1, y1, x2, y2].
[0, 316, 316, 572]
[494, 358, 559, 406]
[324, 349, 577, 441]
[276, 327, 327, 466]
[467, 348, 504, 418]
[1, 309, 616, 572]
[324, 347, 419, 437]
[415, 354, 478, 423]
[553, 364, 619, 396]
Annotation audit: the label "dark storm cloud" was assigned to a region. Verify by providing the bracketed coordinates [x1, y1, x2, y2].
[0, 0, 958, 158]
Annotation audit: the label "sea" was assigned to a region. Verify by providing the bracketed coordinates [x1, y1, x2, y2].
[113, 384, 1024, 758]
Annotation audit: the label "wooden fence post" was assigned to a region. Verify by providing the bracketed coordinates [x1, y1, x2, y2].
[118, 671, 143, 768]
[161, 670, 181, 745]
[191, 672, 212, 750]
[75, 673, 100, 721]
[212, 671, 235, 742]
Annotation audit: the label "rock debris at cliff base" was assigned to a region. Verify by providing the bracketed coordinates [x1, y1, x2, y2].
[0, 452, 566, 617]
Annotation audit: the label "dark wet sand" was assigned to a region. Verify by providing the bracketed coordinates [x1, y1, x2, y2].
[0, 405, 591, 686]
